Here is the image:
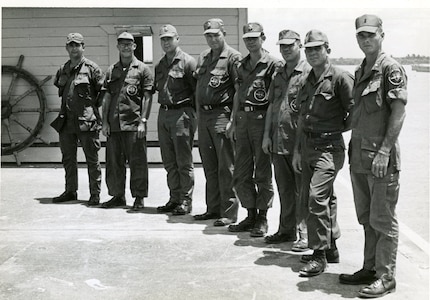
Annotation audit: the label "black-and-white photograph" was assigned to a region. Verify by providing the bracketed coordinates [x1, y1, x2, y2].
[1, 1, 429, 299]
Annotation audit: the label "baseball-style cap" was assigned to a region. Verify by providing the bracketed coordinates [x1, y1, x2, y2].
[66, 33, 84, 44]
[304, 29, 329, 48]
[276, 30, 300, 45]
[242, 22, 264, 38]
[159, 24, 178, 38]
[355, 14, 383, 33]
[117, 32, 135, 42]
[203, 18, 225, 34]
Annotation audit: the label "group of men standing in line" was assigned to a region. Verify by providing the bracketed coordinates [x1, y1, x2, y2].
[51, 13, 407, 299]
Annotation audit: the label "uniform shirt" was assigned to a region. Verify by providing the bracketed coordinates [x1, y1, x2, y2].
[350, 52, 407, 173]
[155, 47, 197, 106]
[194, 44, 241, 106]
[103, 57, 153, 132]
[54, 57, 104, 132]
[298, 63, 354, 134]
[268, 60, 311, 154]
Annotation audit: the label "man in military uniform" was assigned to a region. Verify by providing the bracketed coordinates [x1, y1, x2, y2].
[154, 24, 197, 215]
[193, 18, 241, 226]
[52, 33, 104, 206]
[262, 30, 310, 251]
[101, 32, 154, 210]
[339, 15, 407, 298]
[292, 30, 354, 277]
[227, 22, 279, 236]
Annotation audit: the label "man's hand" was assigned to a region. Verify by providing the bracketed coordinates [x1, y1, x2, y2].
[226, 120, 235, 141]
[372, 153, 389, 178]
[262, 137, 272, 154]
[292, 152, 302, 173]
[137, 122, 146, 139]
[102, 123, 110, 137]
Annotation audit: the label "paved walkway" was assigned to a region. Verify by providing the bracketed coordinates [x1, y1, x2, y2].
[0, 166, 428, 299]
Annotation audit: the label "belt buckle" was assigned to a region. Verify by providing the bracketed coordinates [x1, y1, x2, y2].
[204, 105, 213, 111]
[244, 106, 253, 112]
[162, 105, 169, 111]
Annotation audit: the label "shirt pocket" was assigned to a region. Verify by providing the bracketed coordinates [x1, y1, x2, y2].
[208, 68, 228, 89]
[74, 74, 91, 99]
[361, 78, 383, 114]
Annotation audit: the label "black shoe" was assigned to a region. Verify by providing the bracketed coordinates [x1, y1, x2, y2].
[264, 231, 296, 244]
[172, 201, 191, 215]
[87, 194, 100, 206]
[250, 215, 268, 237]
[301, 248, 340, 263]
[53, 191, 77, 203]
[101, 196, 126, 208]
[339, 269, 377, 285]
[228, 216, 256, 232]
[194, 212, 220, 220]
[131, 197, 144, 211]
[299, 251, 327, 277]
[157, 201, 179, 213]
[358, 276, 396, 298]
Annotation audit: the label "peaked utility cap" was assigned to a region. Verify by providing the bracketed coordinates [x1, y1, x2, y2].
[203, 18, 225, 34]
[242, 22, 264, 38]
[277, 30, 300, 45]
[355, 14, 383, 33]
[67, 33, 84, 44]
[159, 24, 178, 38]
[304, 29, 329, 48]
[117, 32, 135, 42]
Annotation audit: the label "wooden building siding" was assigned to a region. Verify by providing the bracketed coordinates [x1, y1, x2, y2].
[1, 7, 248, 163]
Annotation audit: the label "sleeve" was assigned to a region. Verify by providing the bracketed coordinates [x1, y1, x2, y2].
[385, 64, 407, 106]
[230, 53, 242, 84]
[101, 66, 112, 93]
[185, 56, 198, 93]
[141, 64, 154, 93]
[337, 71, 355, 114]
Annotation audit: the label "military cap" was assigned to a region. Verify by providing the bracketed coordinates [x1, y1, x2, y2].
[242, 22, 264, 38]
[66, 33, 84, 44]
[159, 24, 178, 38]
[117, 32, 135, 42]
[203, 18, 225, 34]
[276, 30, 300, 45]
[355, 14, 383, 33]
[304, 29, 329, 48]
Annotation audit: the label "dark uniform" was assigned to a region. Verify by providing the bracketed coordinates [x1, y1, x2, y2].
[267, 59, 311, 242]
[103, 56, 153, 201]
[194, 20, 242, 222]
[234, 50, 279, 211]
[298, 62, 353, 250]
[53, 33, 104, 204]
[155, 41, 197, 213]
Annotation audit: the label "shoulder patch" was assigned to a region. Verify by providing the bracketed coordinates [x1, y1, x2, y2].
[388, 69, 403, 86]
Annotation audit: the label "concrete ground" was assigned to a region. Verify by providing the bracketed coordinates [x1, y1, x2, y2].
[0, 165, 428, 300]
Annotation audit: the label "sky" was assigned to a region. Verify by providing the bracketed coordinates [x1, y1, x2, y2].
[2, 0, 429, 59]
[247, 7, 430, 59]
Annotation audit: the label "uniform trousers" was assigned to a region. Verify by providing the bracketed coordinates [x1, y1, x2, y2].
[198, 108, 238, 220]
[233, 110, 274, 210]
[301, 137, 344, 250]
[158, 107, 197, 204]
[59, 130, 101, 195]
[350, 170, 399, 279]
[106, 132, 148, 198]
[272, 153, 307, 236]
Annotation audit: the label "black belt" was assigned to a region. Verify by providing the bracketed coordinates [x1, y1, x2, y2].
[160, 102, 193, 111]
[239, 104, 268, 112]
[201, 103, 232, 111]
[305, 131, 342, 139]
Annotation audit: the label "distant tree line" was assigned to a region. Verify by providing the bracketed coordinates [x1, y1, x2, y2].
[332, 55, 430, 65]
